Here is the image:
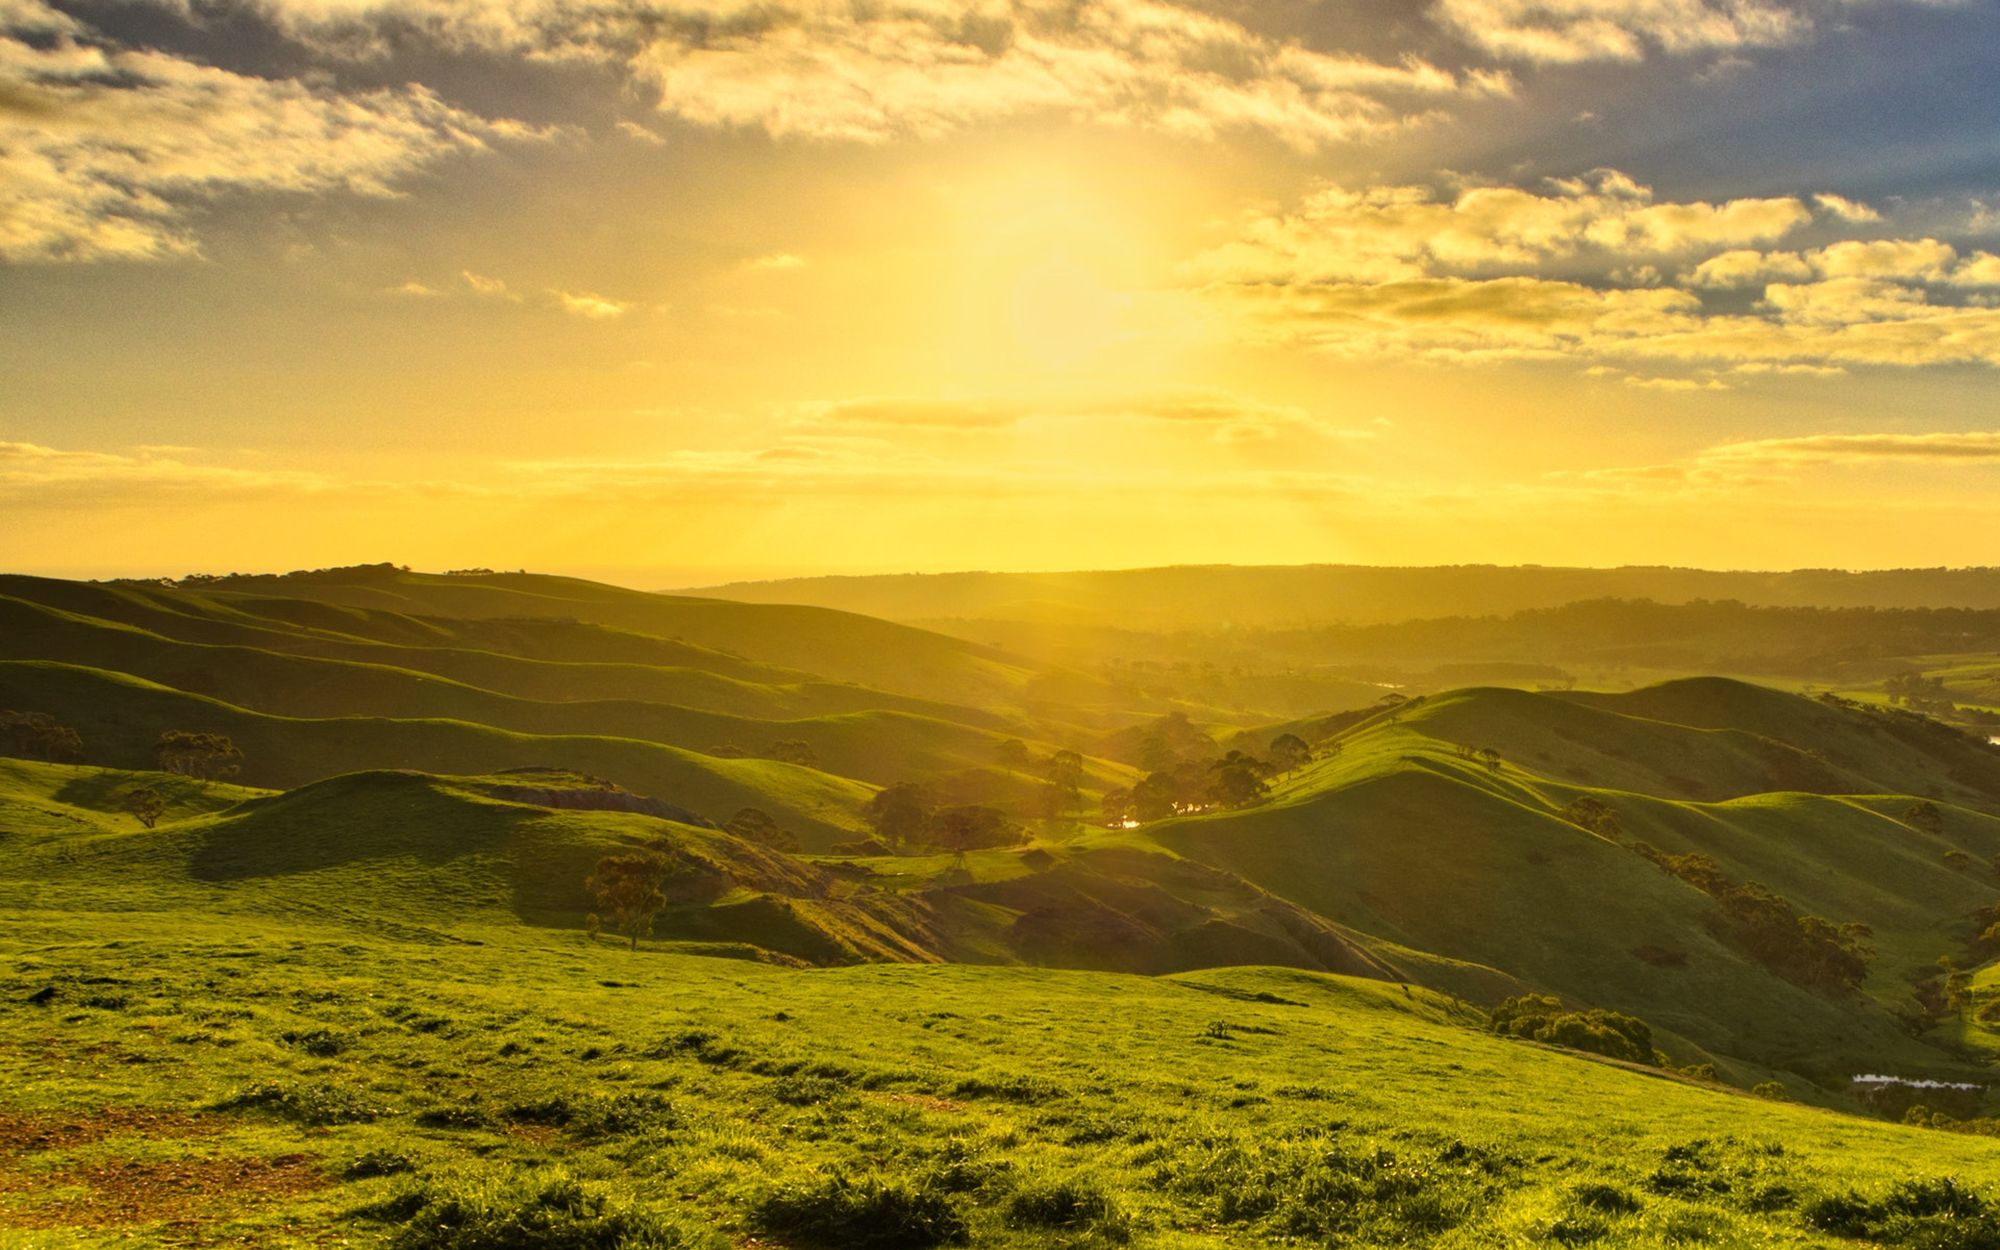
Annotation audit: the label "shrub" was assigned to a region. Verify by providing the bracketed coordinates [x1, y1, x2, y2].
[279, 1027, 351, 1057]
[1570, 1183, 1641, 1215]
[345, 1149, 418, 1179]
[378, 1172, 718, 1250]
[1006, 1174, 1130, 1241]
[1159, 1131, 1482, 1242]
[1489, 995, 1662, 1066]
[216, 1079, 381, 1125]
[753, 1173, 969, 1249]
[1804, 1176, 2000, 1246]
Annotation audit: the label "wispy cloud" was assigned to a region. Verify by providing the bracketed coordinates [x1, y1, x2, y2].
[1430, 0, 1914, 65]
[552, 290, 633, 319]
[0, 2, 536, 263]
[216, 0, 1511, 151]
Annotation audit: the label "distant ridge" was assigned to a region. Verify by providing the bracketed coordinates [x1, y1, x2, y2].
[679, 564, 2000, 629]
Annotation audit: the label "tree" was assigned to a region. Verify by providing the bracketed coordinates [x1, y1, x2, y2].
[765, 739, 818, 767]
[586, 852, 670, 951]
[1560, 796, 1622, 839]
[862, 782, 934, 850]
[0, 711, 83, 762]
[1268, 733, 1311, 773]
[724, 807, 800, 853]
[994, 739, 1033, 770]
[1039, 749, 1085, 820]
[155, 731, 243, 780]
[1477, 747, 1503, 773]
[123, 786, 168, 829]
[931, 806, 1017, 860]
[1100, 787, 1134, 827]
[1206, 751, 1270, 809]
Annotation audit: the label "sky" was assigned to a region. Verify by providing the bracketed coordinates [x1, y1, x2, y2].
[4, 0, 2000, 583]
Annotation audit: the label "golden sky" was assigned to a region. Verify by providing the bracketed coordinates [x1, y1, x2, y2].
[4, 0, 1999, 580]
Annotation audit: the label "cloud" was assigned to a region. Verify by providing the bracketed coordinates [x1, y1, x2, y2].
[462, 270, 518, 299]
[746, 252, 807, 271]
[802, 398, 1028, 428]
[1188, 171, 1816, 288]
[386, 280, 439, 296]
[1814, 194, 1882, 224]
[1686, 248, 1812, 288]
[0, 441, 335, 498]
[796, 389, 1331, 441]
[1811, 238, 1957, 281]
[1703, 432, 2000, 464]
[0, 3, 531, 263]
[218, 0, 1511, 151]
[1428, 0, 1908, 65]
[552, 290, 632, 319]
[1192, 171, 2000, 370]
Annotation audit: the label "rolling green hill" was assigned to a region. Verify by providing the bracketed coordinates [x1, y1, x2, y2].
[135, 566, 1053, 707]
[0, 661, 872, 847]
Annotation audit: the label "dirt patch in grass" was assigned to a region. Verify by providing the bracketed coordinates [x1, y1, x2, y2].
[0, 1152, 328, 1229]
[876, 1092, 966, 1114]
[0, 1107, 220, 1156]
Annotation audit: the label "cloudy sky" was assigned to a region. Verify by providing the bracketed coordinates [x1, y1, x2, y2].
[4, 0, 1998, 581]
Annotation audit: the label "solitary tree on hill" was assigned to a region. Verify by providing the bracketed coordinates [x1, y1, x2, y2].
[123, 786, 168, 829]
[1268, 733, 1311, 773]
[586, 851, 671, 951]
[155, 731, 243, 780]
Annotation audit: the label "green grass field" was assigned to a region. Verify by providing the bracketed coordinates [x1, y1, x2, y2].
[12, 567, 2000, 1246]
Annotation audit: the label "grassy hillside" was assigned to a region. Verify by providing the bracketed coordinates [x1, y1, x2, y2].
[1149, 681, 2000, 1083]
[141, 567, 1052, 707]
[13, 893, 2000, 1247]
[0, 662, 873, 846]
[0, 599, 1044, 786]
[0, 580, 1017, 726]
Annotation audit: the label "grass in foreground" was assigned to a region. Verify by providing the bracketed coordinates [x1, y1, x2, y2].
[9, 907, 2000, 1249]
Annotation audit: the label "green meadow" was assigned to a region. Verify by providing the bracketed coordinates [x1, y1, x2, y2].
[8, 565, 2000, 1247]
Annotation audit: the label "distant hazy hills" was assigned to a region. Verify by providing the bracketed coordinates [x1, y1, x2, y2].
[681, 564, 2000, 629]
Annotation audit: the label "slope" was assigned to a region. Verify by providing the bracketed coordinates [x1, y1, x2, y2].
[0, 661, 871, 847]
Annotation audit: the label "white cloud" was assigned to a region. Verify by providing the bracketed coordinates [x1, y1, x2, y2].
[1193, 172, 2000, 371]
[215, 0, 1512, 150]
[552, 290, 632, 319]
[1685, 248, 1812, 287]
[1188, 171, 1815, 288]
[1431, 0, 1809, 63]
[0, 4, 531, 263]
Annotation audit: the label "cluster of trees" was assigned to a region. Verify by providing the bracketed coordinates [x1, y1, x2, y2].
[155, 731, 243, 780]
[0, 710, 83, 762]
[1100, 751, 1274, 824]
[1635, 844, 1871, 995]
[1097, 722, 1331, 827]
[1489, 994, 1663, 1066]
[1884, 671, 1957, 716]
[860, 783, 1026, 857]
[1559, 795, 1623, 838]
[1452, 743, 1504, 772]
[705, 740, 819, 767]
[723, 807, 801, 853]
